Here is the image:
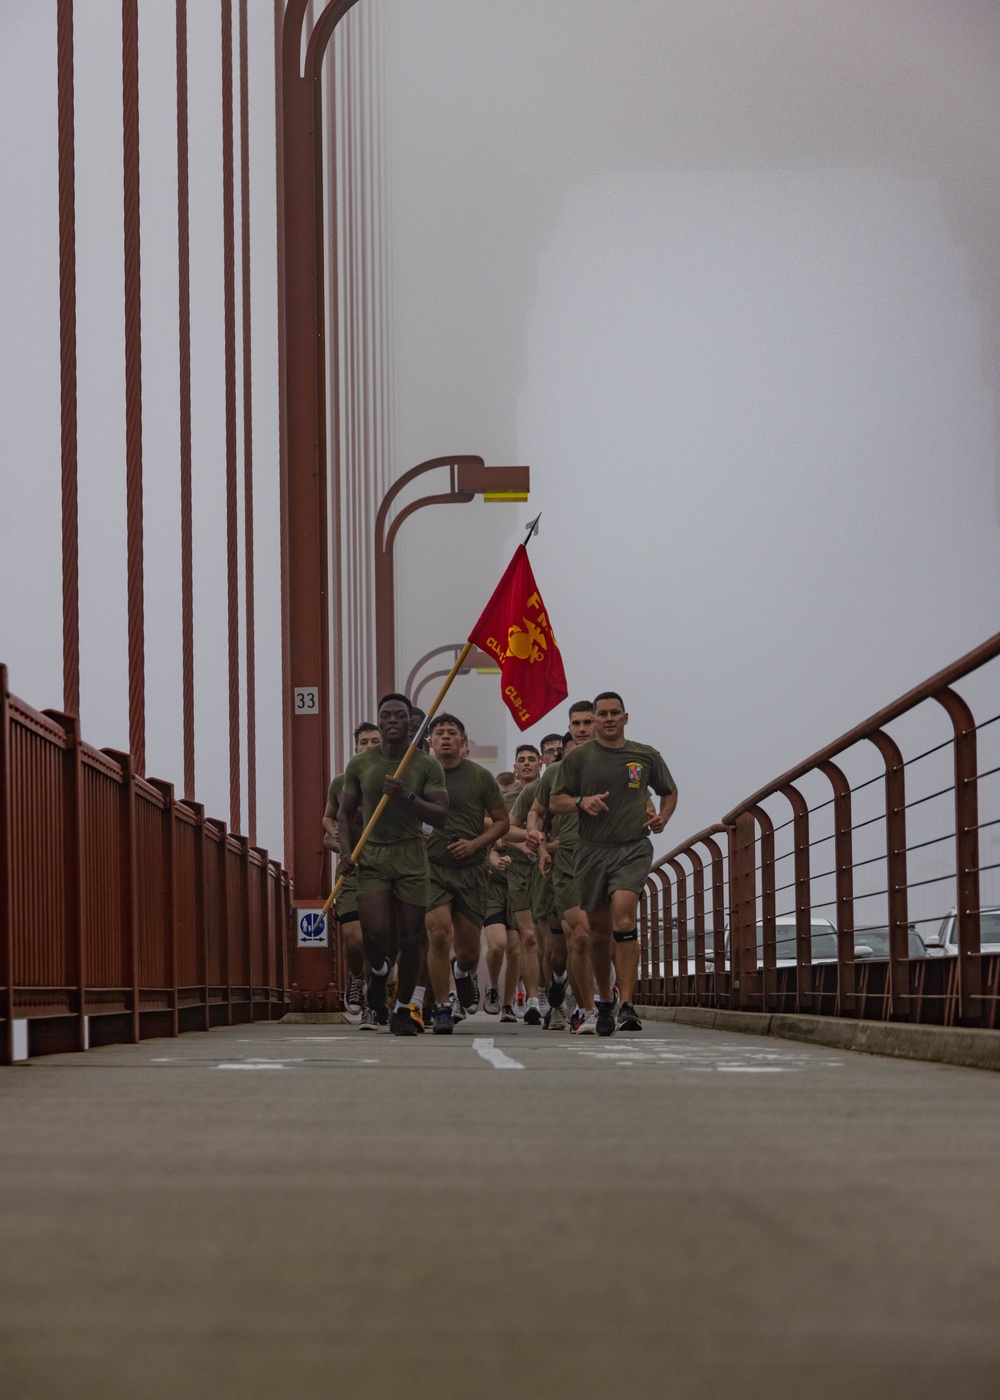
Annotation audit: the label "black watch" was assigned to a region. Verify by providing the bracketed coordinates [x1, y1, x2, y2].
[406, 790, 417, 804]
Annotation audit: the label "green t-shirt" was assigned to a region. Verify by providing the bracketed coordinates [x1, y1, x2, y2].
[426, 760, 504, 867]
[342, 746, 447, 845]
[554, 739, 675, 846]
[536, 759, 577, 851]
[329, 773, 363, 848]
[504, 785, 536, 864]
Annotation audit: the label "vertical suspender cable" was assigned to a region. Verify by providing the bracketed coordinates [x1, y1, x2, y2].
[221, 0, 241, 833]
[327, 34, 345, 773]
[58, 0, 80, 720]
[176, 0, 195, 801]
[238, 0, 257, 846]
[122, 0, 146, 775]
[273, 0, 292, 861]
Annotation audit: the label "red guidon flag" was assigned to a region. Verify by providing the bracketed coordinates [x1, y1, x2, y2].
[468, 545, 568, 730]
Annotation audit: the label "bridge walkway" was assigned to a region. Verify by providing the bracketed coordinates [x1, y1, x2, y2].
[2, 1020, 999, 1399]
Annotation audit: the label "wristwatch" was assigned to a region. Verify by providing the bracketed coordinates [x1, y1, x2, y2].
[574, 795, 583, 807]
[406, 791, 417, 803]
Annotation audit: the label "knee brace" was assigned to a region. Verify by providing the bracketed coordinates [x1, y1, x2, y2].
[613, 926, 638, 944]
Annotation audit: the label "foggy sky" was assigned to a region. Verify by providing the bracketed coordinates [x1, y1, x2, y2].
[2, 1, 1000, 867]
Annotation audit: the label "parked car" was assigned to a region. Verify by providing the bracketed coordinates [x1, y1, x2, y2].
[698, 918, 930, 972]
[922, 907, 1000, 957]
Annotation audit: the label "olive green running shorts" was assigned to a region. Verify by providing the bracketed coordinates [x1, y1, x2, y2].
[552, 845, 581, 919]
[574, 837, 654, 913]
[507, 858, 536, 915]
[483, 878, 511, 929]
[427, 860, 488, 927]
[335, 868, 359, 923]
[357, 838, 430, 907]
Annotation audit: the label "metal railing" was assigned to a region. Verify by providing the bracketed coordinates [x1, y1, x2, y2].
[0, 665, 291, 1064]
[637, 632, 1000, 1028]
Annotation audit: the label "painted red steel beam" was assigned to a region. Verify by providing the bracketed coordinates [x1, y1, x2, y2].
[273, 0, 292, 865]
[279, 0, 361, 896]
[221, 0, 241, 834]
[239, 0, 257, 846]
[176, 0, 196, 801]
[122, 0, 145, 775]
[934, 687, 981, 1026]
[57, 0, 80, 720]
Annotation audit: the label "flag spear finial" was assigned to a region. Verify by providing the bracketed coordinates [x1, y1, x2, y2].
[523, 513, 541, 547]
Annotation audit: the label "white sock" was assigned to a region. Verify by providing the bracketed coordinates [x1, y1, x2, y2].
[527, 996, 539, 1008]
[394, 999, 408, 1014]
[371, 961, 389, 978]
[453, 964, 470, 979]
[553, 969, 568, 984]
[412, 985, 425, 1005]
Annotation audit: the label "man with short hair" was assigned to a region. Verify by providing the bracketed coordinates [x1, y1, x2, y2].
[337, 694, 449, 1036]
[539, 733, 564, 766]
[424, 713, 509, 1033]
[323, 721, 382, 1023]
[552, 692, 677, 1036]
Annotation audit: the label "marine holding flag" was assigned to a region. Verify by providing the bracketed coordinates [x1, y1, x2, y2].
[468, 545, 568, 730]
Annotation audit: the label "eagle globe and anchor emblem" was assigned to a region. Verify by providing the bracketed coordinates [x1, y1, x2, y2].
[505, 617, 549, 664]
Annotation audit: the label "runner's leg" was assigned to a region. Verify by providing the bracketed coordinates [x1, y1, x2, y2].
[424, 902, 454, 1004]
[611, 889, 641, 1005]
[393, 898, 427, 1006]
[515, 908, 540, 999]
[586, 901, 615, 1003]
[502, 926, 521, 1010]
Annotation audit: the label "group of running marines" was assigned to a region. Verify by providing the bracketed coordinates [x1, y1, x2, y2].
[322, 691, 678, 1037]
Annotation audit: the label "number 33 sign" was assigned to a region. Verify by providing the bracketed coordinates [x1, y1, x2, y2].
[294, 687, 319, 714]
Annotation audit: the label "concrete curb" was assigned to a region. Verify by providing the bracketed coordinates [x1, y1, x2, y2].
[636, 1004, 1000, 1072]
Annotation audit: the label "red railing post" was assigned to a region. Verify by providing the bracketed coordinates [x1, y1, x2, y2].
[730, 814, 758, 1010]
[104, 749, 140, 1042]
[686, 849, 708, 1002]
[819, 760, 856, 1018]
[0, 667, 13, 1065]
[697, 834, 726, 1008]
[180, 800, 210, 1031]
[44, 710, 86, 1050]
[749, 806, 776, 1011]
[779, 784, 813, 1013]
[868, 729, 910, 1021]
[207, 820, 233, 1024]
[934, 687, 981, 1027]
[668, 858, 688, 1003]
[654, 868, 674, 1003]
[149, 779, 179, 1037]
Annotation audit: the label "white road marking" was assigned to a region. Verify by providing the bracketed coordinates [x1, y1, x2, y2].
[217, 1062, 287, 1070]
[473, 1037, 524, 1071]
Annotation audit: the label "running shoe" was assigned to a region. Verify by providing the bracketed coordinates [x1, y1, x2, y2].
[408, 1003, 426, 1033]
[386, 965, 398, 1009]
[595, 1000, 618, 1037]
[547, 975, 568, 1009]
[449, 990, 467, 1023]
[345, 972, 365, 1018]
[523, 999, 542, 1026]
[500, 1004, 517, 1023]
[452, 961, 479, 1013]
[548, 1005, 568, 1031]
[617, 1002, 643, 1032]
[374, 1006, 389, 1026]
[389, 1005, 420, 1036]
[611, 983, 622, 1019]
[483, 985, 501, 1016]
[431, 1002, 454, 1035]
[358, 1005, 378, 1031]
[569, 1007, 586, 1034]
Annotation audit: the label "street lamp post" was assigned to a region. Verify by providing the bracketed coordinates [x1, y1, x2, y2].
[374, 456, 529, 697]
[403, 643, 498, 701]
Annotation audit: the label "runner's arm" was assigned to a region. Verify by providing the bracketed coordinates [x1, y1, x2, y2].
[323, 798, 340, 852]
[447, 802, 510, 862]
[336, 791, 360, 870]
[646, 788, 679, 834]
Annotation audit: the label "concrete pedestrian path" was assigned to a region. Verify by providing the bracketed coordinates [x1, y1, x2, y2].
[3, 1016, 1000, 1399]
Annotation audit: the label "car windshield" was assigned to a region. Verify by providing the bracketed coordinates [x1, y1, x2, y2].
[942, 911, 1000, 948]
[754, 923, 838, 961]
[853, 928, 926, 958]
